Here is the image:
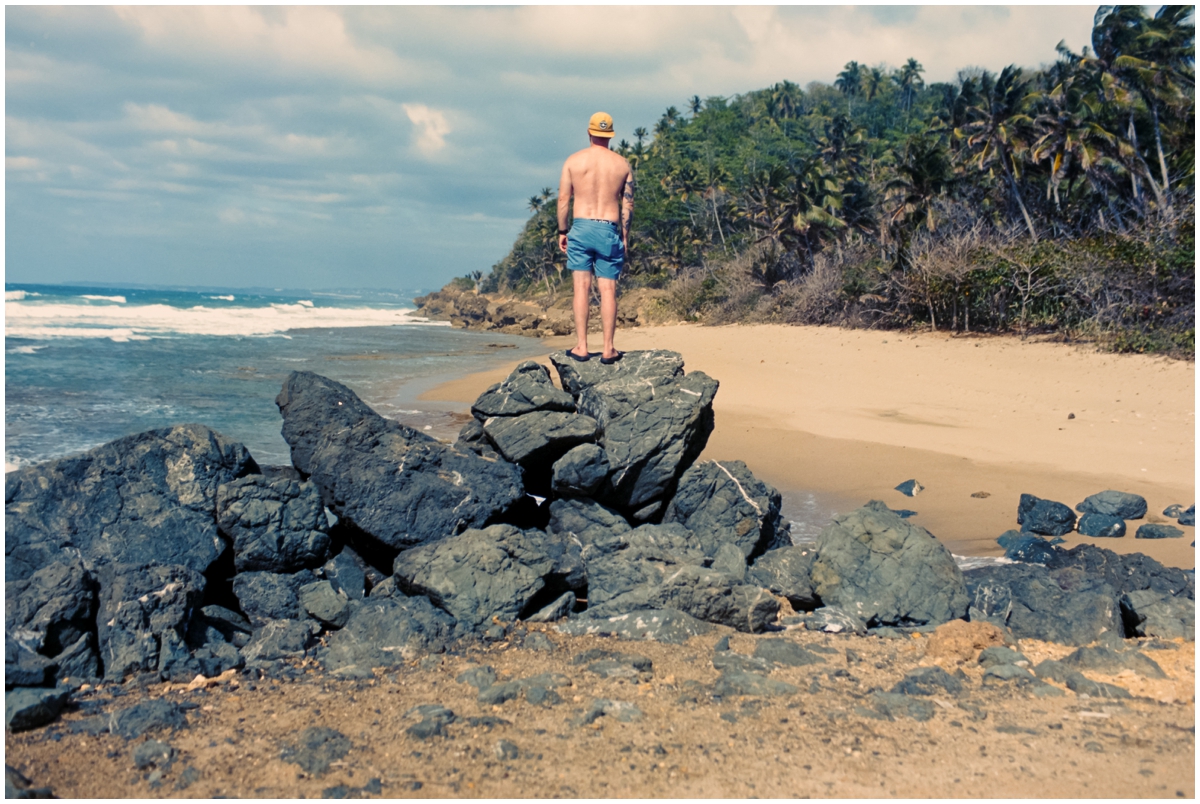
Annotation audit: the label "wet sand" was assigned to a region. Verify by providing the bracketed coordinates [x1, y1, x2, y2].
[422, 323, 1195, 568]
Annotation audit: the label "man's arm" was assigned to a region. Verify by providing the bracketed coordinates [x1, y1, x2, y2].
[557, 161, 573, 253]
[620, 167, 635, 249]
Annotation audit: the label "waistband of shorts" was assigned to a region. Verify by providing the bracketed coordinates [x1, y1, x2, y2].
[572, 218, 619, 227]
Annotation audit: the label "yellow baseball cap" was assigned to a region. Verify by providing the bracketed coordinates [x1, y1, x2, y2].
[588, 111, 615, 138]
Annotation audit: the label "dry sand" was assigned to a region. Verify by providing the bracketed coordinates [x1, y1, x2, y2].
[424, 323, 1196, 568]
[7, 627, 1194, 799]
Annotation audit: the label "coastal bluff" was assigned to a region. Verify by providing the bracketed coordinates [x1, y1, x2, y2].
[5, 350, 1195, 796]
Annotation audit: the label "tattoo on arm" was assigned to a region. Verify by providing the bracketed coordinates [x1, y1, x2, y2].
[621, 174, 635, 236]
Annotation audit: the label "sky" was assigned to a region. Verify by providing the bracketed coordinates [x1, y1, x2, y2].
[5, 5, 1102, 292]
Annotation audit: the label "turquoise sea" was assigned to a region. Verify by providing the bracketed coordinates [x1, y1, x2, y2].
[4, 282, 547, 470]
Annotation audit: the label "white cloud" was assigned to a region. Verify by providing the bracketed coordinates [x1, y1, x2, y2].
[402, 104, 452, 156]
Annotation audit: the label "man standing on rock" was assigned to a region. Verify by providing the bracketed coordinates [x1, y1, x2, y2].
[557, 111, 634, 365]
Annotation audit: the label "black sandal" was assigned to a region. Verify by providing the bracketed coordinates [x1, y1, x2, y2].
[565, 349, 591, 362]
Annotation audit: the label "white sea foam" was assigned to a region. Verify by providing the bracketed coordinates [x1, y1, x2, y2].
[5, 299, 446, 340]
[6, 344, 47, 354]
[208, 294, 236, 301]
[6, 290, 28, 301]
[80, 294, 127, 303]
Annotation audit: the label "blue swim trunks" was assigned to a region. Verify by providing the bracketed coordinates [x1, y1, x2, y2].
[567, 218, 624, 280]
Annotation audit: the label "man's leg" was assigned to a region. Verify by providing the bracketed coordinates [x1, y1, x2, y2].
[597, 277, 618, 359]
[569, 269, 593, 359]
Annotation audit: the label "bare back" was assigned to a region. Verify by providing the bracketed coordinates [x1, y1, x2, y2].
[559, 144, 632, 223]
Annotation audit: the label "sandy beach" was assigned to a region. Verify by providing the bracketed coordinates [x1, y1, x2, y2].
[423, 323, 1195, 569]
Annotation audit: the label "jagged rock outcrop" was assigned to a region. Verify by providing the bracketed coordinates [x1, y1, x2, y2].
[217, 473, 331, 573]
[811, 501, 968, 627]
[662, 459, 789, 559]
[393, 525, 585, 632]
[5, 424, 256, 580]
[276, 371, 525, 552]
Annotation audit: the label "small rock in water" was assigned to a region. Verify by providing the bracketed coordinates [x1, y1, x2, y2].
[1162, 504, 1185, 518]
[1136, 523, 1185, 540]
[894, 479, 924, 497]
[1017, 494, 1077, 537]
[1178, 505, 1195, 527]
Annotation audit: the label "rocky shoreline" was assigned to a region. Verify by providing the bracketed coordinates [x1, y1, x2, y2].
[412, 283, 673, 336]
[5, 349, 1195, 797]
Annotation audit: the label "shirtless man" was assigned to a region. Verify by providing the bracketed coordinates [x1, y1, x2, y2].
[557, 111, 634, 364]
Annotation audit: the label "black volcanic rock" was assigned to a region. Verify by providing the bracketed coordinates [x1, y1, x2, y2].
[96, 563, 206, 681]
[217, 473, 331, 573]
[275, 371, 525, 552]
[577, 367, 718, 518]
[811, 501, 968, 627]
[471, 361, 575, 419]
[1016, 494, 1077, 537]
[663, 459, 789, 559]
[550, 444, 611, 497]
[4, 556, 98, 678]
[393, 524, 584, 632]
[964, 562, 1122, 646]
[548, 349, 684, 397]
[5, 424, 256, 581]
[482, 411, 599, 466]
[1076, 490, 1147, 520]
[746, 545, 819, 610]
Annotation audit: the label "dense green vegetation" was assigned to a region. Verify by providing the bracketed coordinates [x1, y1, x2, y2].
[484, 6, 1194, 357]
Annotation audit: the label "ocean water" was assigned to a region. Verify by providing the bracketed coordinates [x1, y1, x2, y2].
[5, 283, 547, 469]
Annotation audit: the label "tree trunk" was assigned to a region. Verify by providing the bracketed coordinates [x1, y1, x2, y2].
[1150, 101, 1171, 193]
[1001, 149, 1038, 242]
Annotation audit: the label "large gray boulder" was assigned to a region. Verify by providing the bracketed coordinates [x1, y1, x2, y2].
[587, 564, 779, 633]
[1120, 590, 1195, 640]
[317, 594, 456, 674]
[482, 411, 598, 466]
[95, 563, 206, 681]
[550, 444, 610, 497]
[746, 545, 819, 610]
[1076, 490, 1147, 520]
[471, 361, 575, 419]
[549, 350, 684, 397]
[4, 557, 98, 677]
[584, 523, 708, 607]
[810, 501, 968, 627]
[217, 474, 331, 573]
[662, 460, 788, 559]
[275, 372, 525, 551]
[964, 562, 1122, 645]
[546, 498, 631, 554]
[393, 525, 584, 633]
[232, 570, 317, 627]
[1017, 494, 1077, 537]
[5, 424, 256, 581]
[577, 369, 718, 519]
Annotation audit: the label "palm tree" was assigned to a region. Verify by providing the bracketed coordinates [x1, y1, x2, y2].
[886, 133, 954, 269]
[894, 57, 926, 119]
[864, 67, 887, 101]
[956, 65, 1040, 241]
[527, 196, 542, 213]
[689, 95, 703, 116]
[835, 61, 863, 118]
[633, 127, 648, 147]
